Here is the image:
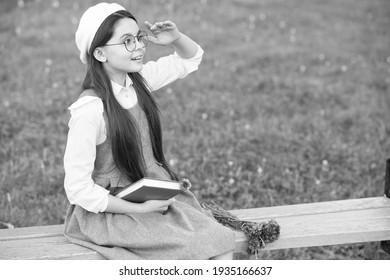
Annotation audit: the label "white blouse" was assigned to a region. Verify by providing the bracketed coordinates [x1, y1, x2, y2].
[63, 45, 204, 213]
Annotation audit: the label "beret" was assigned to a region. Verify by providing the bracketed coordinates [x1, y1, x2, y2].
[75, 3, 125, 64]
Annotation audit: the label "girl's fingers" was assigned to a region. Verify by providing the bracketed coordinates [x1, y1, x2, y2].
[161, 198, 174, 207]
[144, 20, 158, 31]
[147, 35, 159, 44]
[163, 20, 175, 28]
[157, 201, 171, 213]
[145, 20, 175, 31]
[159, 199, 174, 210]
[144, 20, 153, 29]
[159, 21, 175, 30]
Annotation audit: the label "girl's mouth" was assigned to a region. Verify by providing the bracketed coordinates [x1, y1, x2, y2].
[131, 55, 143, 62]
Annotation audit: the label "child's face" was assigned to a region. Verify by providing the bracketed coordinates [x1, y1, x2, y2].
[102, 18, 146, 81]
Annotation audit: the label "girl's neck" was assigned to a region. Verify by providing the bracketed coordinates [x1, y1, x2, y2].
[104, 65, 127, 87]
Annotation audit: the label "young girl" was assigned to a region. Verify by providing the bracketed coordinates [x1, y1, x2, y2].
[63, 3, 235, 259]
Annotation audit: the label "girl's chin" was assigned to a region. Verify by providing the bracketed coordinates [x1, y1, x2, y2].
[127, 63, 143, 73]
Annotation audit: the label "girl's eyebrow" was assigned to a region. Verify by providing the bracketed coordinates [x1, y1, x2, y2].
[120, 30, 141, 39]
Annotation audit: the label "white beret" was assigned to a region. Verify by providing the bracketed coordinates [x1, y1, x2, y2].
[75, 3, 125, 64]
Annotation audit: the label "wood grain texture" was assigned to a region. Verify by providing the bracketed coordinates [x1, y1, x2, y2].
[229, 197, 390, 220]
[0, 236, 104, 260]
[0, 224, 64, 242]
[1, 196, 389, 259]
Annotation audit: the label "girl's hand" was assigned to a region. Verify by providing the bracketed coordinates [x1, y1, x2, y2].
[137, 198, 175, 214]
[144, 20, 181, 46]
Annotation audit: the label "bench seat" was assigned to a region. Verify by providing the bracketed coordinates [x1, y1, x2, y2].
[0, 196, 389, 259]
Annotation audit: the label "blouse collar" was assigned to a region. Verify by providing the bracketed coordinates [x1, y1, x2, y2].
[110, 74, 133, 96]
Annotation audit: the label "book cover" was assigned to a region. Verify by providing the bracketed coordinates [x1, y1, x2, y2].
[115, 177, 183, 203]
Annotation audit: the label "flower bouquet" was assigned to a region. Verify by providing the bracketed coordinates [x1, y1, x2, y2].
[202, 201, 280, 258]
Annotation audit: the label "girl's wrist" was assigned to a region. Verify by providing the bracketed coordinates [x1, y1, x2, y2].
[169, 32, 198, 59]
[170, 32, 183, 47]
[106, 195, 145, 214]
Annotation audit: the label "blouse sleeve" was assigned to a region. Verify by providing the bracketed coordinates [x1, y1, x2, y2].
[63, 97, 109, 213]
[141, 44, 204, 91]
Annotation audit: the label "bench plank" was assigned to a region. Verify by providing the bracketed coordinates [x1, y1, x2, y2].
[235, 211, 390, 252]
[230, 196, 390, 220]
[0, 224, 64, 242]
[1, 236, 104, 260]
[1, 196, 389, 259]
[232, 197, 390, 252]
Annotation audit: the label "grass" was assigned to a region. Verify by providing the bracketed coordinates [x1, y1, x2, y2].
[0, 0, 389, 259]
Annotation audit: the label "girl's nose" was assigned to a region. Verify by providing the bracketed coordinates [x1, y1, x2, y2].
[134, 37, 144, 51]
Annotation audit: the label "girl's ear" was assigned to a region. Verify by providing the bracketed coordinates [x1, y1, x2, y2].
[93, 47, 107, 63]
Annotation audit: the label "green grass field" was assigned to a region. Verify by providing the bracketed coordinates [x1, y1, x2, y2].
[0, 0, 389, 259]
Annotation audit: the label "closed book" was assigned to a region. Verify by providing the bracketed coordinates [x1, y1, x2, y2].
[115, 177, 182, 203]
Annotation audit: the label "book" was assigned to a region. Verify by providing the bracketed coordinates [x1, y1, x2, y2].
[115, 177, 183, 203]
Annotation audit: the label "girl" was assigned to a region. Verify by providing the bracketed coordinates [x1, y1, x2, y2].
[63, 3, 235, 259]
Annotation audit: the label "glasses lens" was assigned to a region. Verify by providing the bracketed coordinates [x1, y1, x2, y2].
[124, 35, 136, 52]
[124, 33, 148, 52]
[138, 32, 148, 48]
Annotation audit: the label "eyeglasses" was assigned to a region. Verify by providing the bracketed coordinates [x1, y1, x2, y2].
[104, 31, 148, 52]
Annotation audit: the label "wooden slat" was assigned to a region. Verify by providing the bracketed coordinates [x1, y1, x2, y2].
[0, 236, 104, 260]
[0, 224, 64, 242]
[0, 196, 389, 259]
[230, 196, 390, 220]
[235, 210, 390, 251]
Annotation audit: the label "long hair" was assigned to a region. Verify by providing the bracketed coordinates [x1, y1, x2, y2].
[81, 10, 178, 182]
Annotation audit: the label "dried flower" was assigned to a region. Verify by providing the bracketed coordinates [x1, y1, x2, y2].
[202, 201, 280, 258]
[180, 178, 192, 191]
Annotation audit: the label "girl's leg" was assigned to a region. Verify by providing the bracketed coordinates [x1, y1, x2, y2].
[210, 250, 234, 260]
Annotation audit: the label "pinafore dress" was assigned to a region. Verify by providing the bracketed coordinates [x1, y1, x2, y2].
[64, 94, 235, 259]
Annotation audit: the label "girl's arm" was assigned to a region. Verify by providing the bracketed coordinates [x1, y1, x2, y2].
[105, 195, 174, 214]
[145, 20, 198, 58]
[141, 20, 203, 91]
[64, 98, 110, 214]
[64, 97, 173, 215]
[170, 32, 198, 59]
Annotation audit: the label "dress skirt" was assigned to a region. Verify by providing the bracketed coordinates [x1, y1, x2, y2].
[64, 189, 236, 260]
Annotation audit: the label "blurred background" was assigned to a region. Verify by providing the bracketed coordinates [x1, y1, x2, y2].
[0, 0, 389, 259]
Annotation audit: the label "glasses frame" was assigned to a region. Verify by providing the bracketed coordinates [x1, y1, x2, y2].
[104, 31, 149, 52]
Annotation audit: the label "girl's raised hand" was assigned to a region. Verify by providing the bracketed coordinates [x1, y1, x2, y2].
[144, 20, 181, 45]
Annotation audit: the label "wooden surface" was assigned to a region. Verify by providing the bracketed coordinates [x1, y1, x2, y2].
[231, 196, 390, 252]
[0, 196, 389, 259]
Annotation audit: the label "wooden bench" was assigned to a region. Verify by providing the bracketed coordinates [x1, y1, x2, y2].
[0, 195, 389, 259]
[1, 160, 390, 260]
